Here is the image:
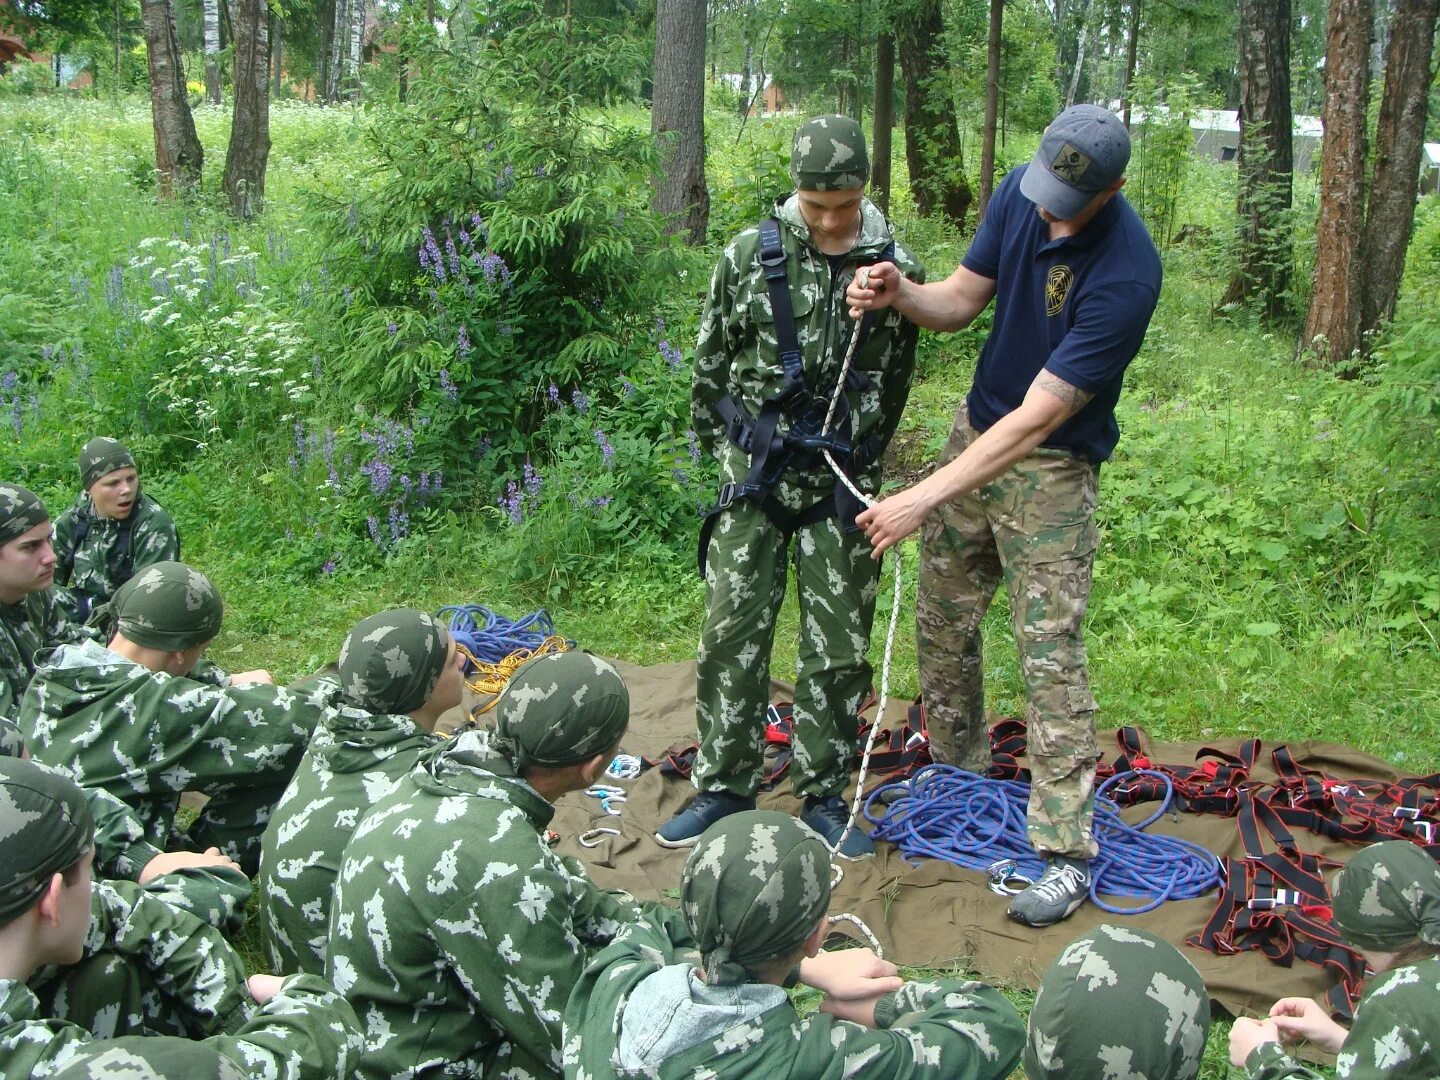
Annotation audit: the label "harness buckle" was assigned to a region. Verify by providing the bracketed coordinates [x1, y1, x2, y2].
[1393, 806, 1422, 820]
[1407, 819, 1436, 845]
[1248, 889, 1301, 910]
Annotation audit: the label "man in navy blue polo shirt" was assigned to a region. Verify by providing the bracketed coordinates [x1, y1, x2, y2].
[845, 105, 1161, 927]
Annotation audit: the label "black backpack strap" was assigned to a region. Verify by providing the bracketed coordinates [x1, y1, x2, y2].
[58, 512, 88, 581]
[758, 218, 806, 393]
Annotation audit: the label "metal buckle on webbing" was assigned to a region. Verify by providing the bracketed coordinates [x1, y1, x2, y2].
[1247, 889, 1301, 910]
[1393, 806, 1422, 820]
[1405, 819, 1436, 845]
[986, 859, 1034, 896]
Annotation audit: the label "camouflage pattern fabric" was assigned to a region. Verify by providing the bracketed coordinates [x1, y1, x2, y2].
[1023, 923, 1210, 1080]
[0, 482, 48, 546]
[681, 810, 830, 985]
[77, 437, 136, 490]
[1331, 840, 1440, 951]
[495, 650, 629, 769]
[562, 906, 1026, 1078]
[0, 754, 94, 924]
[0, 589, 93, 725]
[692, 196, 922, 799]
[27, 878, 255, 1039]
[5, 972, 365, 1080]
[336, 609, 447, 716]
[917, 404, 1101, 858]
[1, 715, 24, 757]
[327, 728, 665, 1080]
[52, 493, 179, 621]
[22, 639, 321, 874]
[102, 561, 222, 652]
[790, 114, 869, 191]
[1245, 956, 1440, 1079]
[258, 676, 437, 976]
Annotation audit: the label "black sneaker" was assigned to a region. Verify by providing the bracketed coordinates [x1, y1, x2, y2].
[655, 790, 755, 848]
[1007, 856, 1091, 927]
[801, 795, 876, 860]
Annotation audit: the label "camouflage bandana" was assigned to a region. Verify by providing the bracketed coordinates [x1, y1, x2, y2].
[682, 810, 831, 987]
[338, 609, 449, 715]
[47, 1037, 245, 1080]
[1024, 923, 1210, 1080]
[790, 114, 869, 192]
[79, 437, 136, 491]
[0, 756, 95, 926]
[493, 650, 628, 771]
[1333, 840, 1440, 951]
[0, 483, 49, 548]
[103, 561, 223, 651]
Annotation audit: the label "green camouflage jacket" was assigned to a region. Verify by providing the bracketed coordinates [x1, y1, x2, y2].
[52, 492, 180, 618]
[562, 912, 1025, 1079]
[327, 728, 669, 1080]
[692, 194, 925, 511]
[258, 681, 437, 977]
[1247, 956, 1440, 1080]
[0, 590, 92, 723]
[2, 969, 363, 1080]
[27, 878, 256, 1039]
[21, 640, 320, 850]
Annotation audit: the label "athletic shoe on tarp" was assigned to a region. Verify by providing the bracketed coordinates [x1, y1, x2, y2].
[801, 795, 876, 860]
[656, 790, 756, 847]
[1007, 856, 1091, 926]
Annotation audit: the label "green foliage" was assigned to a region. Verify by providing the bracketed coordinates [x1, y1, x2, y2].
[1126, 75, 1203, 246]
[0, 59, 56, 96]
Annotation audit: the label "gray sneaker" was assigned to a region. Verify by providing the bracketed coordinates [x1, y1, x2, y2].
[1007, 856, 1091, 927]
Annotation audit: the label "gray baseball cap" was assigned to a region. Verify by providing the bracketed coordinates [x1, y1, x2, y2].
[1020, 104, 1131, 220]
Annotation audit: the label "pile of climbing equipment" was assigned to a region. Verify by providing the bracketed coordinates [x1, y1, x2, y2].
[435, 604, 571, 716]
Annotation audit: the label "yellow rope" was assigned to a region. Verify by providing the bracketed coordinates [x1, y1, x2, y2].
[457, 636, 570, 716]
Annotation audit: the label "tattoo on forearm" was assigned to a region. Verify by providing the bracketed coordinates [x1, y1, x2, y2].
[1035, 371, 1095, 414]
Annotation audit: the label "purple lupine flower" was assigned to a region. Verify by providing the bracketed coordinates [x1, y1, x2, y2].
[287, 454, 299, 473]
[432, 470, 443, 493]
[655, 317, 666, 334]
[294, 420, 306, 460]
[496, 164, 515, 195]
[341, 285, 353, 306]
[499, 480, 523, 523]
[399, 474, 413, 497]
[420, 226, 446, 283]
[285, 527, 295, 541]
[439, 369, 459, 402]
[619, 376, 636, 399]
[672, 467, 689, 484]
[312, 354, 324, 379]
[686, 429, 702, 466]
[323, 429, 339, 487]
[445, 231, 462, 279]
[320, 556, 338, 576]
[388, 504, 407, 542]
[471, 213, 486, 238]
[547, 383, 561, 406]
[659, 340, 684, 371]
[458, 228, 472, 248]
[104, 265, 124, 308]
[457, 325, 472, 357]
[475, 437, 492, 460]
[367, 515, 383, 547]
[571, 389, 590, 414]
[1, 372, 16, 393]
[595, 429, 614, 467]
[11, 398, 23, 437]
[418, 471, 430, 498]
[523, 462, 542, 495]
[590, 496, 612, 509]
[363, 457, 394, 496]
[69, 274, 90, 300]
[387, 321, 399, 335]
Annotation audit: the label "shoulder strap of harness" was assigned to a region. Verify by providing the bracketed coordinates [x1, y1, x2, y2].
[757, 218, 805, 392]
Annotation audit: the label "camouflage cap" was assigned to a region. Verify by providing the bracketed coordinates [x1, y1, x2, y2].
[0, 756, 95, 926]
[494, 650, 628, 770]
[0, 483, 49, 548]
[0, 717, 24, 759]
[1024, 923, 1211, 1080]
[46, 1038, 245, 1080]
[791, 115, 869, 192]
[338, 608, 450, 715]
[105, 561, 223, 651]
[79, 437, 136, 491]
[682, 810, 832, 987]
[1332, 840, 1440, 951]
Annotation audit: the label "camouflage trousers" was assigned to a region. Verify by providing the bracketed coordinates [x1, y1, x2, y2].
[918, 405, 1100, 859]
[695, 499, 880, 799]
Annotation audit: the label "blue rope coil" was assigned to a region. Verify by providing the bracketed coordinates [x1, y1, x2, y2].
[864, 765, 1222, 915]
[434, 604, 566, 666]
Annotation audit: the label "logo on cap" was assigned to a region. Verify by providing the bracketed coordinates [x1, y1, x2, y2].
[1051, 144, 1092, 185]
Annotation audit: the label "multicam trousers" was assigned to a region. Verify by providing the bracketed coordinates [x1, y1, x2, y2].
[918, 405, 1101, 859]
[694, 499, 880, 800]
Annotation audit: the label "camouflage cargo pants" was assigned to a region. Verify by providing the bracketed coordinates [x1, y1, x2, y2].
[918, 405, 1100, 859]
[695, 499, 880, 799]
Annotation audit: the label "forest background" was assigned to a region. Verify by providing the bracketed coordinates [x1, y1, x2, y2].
[1, 1, 1438, 1073]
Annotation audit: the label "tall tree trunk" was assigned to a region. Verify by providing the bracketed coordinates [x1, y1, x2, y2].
[651, 0, 709, 244]
[114, 0, 123, 93]
[203, 0, 222, 104]
[978, 0, 1003, 217]
[223, 0, 270, 218]
[141, 0, 203, 196]
[1301, 0, 1371, 369]
[1358, 0, 1438, 336]
[327, 0, 348, 102]
[272, 20, 282, 97]
[316, 0, 333, 100]
[1065, 0, 1091, 107]
[346, 0, 363, 99]
[1220, 0, 1294, 323]
[740, 35, 752, 117]
[897, 0, 972, 226]
[1120, 0, 1142, 126]
[872, 31, 895, 214]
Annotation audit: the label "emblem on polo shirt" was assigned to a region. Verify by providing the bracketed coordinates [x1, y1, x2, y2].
[1051, 143, 1092, 184]
[1046, 264, 1073, 317]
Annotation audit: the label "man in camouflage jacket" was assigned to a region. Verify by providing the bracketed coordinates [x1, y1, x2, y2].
[564, 811, 1025, 1079]
[328, 651, 684, 1080]
[53, 438, 180, 622]
[663, 115, 925, 856]
[22, 562, 320, 873]
[258, 609, 460, 976]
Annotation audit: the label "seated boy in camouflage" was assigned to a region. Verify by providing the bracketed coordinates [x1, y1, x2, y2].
[22, 561, 324, 874]
[563, 809, 1025, 1078]
[1023, 924, 1211, 1080]
[329, 650, 682, 1080]
[0, 483, 94, 734]
[259, 607, 463, 976]
[0, 756, 365, 1079]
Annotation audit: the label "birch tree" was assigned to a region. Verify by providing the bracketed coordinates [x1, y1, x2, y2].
[202, 0, 221, 104]
[140, 0, 203, 194]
